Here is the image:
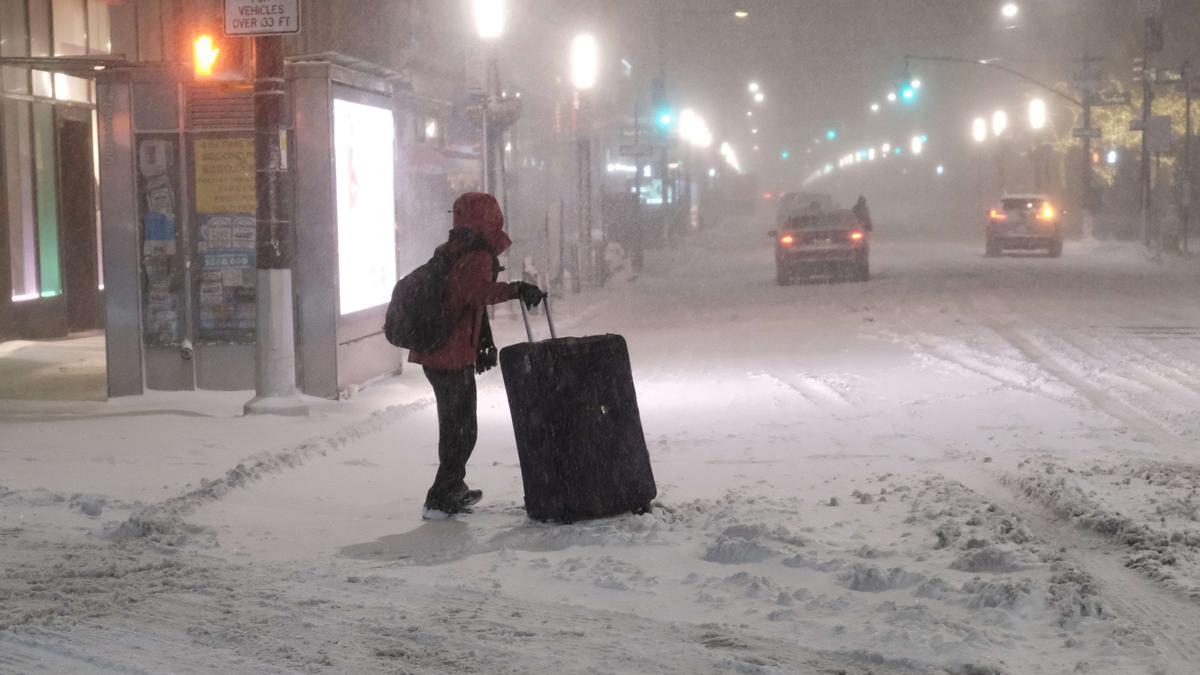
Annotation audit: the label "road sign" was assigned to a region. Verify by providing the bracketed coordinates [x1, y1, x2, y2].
[620, 145, 655, 158]
[224, 0, 300, 36]
[1073, 127, 1102, 139]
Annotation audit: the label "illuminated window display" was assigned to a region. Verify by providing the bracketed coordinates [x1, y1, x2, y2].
[333, 98, 396, 315]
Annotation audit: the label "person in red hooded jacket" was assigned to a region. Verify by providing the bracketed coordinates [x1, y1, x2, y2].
[411, 192, 544, 519]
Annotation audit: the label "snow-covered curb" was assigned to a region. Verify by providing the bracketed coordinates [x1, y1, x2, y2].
[114, 399, 432, 547]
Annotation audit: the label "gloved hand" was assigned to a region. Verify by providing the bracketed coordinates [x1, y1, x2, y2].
[475, 344, 498, 374]
[510, 281, 545, 308]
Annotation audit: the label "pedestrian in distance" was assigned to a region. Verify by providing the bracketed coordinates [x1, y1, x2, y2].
[853, 195, 873, 232]
[409, 192, 546, 519]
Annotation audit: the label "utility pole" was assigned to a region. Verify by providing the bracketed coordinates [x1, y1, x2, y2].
[632, 102, 645, 274]
[1183, 60, 1193, 253]
[245, 35, 306, 416]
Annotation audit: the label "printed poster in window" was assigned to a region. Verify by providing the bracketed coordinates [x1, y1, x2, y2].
[137, 136, 183, 346]
[194, 137, 256, 343]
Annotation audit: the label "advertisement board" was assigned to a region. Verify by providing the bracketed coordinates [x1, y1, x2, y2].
[193, 137, 257, 342]
[334, 98, 396, 315]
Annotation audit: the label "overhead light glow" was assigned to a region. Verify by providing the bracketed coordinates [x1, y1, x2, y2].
[569, 33, 599, 90]
[1028, 98, 1047, 130]
[887, 91, 898, 103]
[870, 102, 880, 112]
[910, 135, 924, 155]
[1001, 3, 1019, 20]
[936, 164, 945, 175]
[473, 0, 506, 40]
[734, 10, 749, 19]
[1106, 149, 1118, 165]
[748, 81, 760, 93]
[992, 109, 1008, 137]
[972, 117, 988, 143]
[754, 92, 765, 103]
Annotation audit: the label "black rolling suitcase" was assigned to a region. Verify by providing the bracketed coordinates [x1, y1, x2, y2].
[500, 299, 657, 522]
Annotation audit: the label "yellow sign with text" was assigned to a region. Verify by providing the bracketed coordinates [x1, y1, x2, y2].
[194, 138, 255, 215]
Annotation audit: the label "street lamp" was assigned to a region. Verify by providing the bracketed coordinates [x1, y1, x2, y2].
[754, 91, 765, 103]
[734, 10, 749, 19]
[1028, 98, 1047, 130]
[473, 0, 506, 40]
[570, 34, 599, 90]
[992, 110, 1008, 137]
[910, 135, 924, 155]
[748, 81, 760, 93]
[972, 117, 988, 143]
[870, 102, 880, 112]
[1001, 2, 1019, 20]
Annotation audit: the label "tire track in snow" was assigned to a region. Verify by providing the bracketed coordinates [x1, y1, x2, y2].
[960, 294, 1192, 456]
[958, 468, 1200, 669]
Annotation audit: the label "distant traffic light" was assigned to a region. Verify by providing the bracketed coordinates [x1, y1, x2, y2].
[825, 128, 838, 141]
[656, 109, 674, 130]
[780, 150, 790, 160]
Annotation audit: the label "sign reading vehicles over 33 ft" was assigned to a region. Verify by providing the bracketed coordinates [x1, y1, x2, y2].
[224, 0, 300, 36]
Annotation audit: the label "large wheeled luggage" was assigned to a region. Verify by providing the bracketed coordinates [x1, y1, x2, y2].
[500, 300, 657, 522]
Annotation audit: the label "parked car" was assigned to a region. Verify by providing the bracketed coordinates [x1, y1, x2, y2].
[769, 209, 869, 284]
[985, 194, 1063, 257]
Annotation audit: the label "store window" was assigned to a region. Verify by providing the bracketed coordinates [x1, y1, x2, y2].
[0, 0, 29, 95]
[87, 0, 111, 54]
[29, 0, 50, 57]
[53, 0, 87, 57]
[53, 73, 90, 103]
[4, 101, 37, 301]
[32, 102, 61, 297]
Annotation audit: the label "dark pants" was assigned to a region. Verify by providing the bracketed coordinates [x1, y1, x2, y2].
[423, 366, 478, 508]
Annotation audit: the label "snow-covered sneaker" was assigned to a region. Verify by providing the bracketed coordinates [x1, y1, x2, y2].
[420, 505, 455, 521]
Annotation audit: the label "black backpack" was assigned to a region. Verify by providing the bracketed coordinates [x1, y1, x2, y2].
[383, 251, 458, 351]
[384, 236, 494, 351]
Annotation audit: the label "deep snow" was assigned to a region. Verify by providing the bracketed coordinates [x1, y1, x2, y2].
[4, 217, 1200, 674]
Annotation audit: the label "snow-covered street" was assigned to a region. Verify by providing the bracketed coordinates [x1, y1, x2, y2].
[4, 218, 1200, 674]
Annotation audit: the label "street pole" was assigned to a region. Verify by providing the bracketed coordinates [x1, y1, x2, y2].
[1081, 89, 1093, 234]
[632, 102, 645, 274]
[245, 35, 306, 416]
[1140, 20, 1153, 247]
[1184, 60, 1192, 253]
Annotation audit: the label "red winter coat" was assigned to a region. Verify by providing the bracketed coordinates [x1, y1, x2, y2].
[409, 193, 515, 371]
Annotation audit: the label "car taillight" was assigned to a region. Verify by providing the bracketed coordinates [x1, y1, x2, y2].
[779, 233, 795, 248]
[849, 231, 865, 242]
[989, 209, 1008, 221]
[1036, 203, 1056, 221]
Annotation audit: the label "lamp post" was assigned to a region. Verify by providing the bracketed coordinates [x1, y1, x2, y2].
[973, 117, 989, 215]
[473, 0, 505, 196]
[1028, 98, 1047, 190]
[992, 110, 1009, 193]
[570, 33, 599, 286]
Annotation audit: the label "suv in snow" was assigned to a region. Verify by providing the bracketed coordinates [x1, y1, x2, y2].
[769, 209, 869, 284]
[775, 192, 836, 228]
[985, 194, 1063, 258]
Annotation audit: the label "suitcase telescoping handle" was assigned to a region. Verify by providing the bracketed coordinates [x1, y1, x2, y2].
[519, 293, 558, 343]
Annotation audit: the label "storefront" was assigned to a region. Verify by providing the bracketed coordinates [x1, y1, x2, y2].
[1, 0, 111, 339]
[96, 59, 409, 398]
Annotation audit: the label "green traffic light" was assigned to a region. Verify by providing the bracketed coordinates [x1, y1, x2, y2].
[825, 129, 837, 141]
[781, 150, 790, 160]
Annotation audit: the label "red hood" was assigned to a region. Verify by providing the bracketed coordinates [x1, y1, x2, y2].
[451, 192, 511, 255]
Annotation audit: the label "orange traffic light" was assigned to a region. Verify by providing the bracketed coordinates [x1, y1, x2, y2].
[194, 35, 221, 79]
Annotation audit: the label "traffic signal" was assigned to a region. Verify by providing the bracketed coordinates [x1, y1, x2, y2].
[194, 35, 220, 78]
[780, 150, 791, 160]
[897, 67, 920, 104]
[191, 30, 249, 82]
[656, 108, 675, 130]
[825, 128, 838, 141]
